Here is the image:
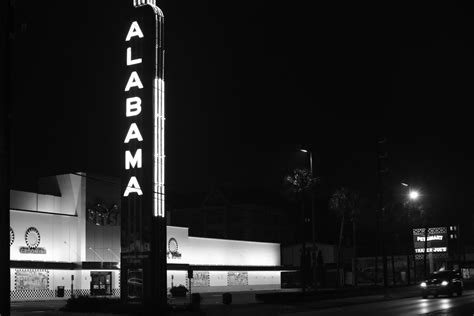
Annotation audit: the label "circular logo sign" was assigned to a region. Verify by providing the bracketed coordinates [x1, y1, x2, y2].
[25, 227, 41, 249]
[168, 237, 178, 253]
[10, 227, 14, 246]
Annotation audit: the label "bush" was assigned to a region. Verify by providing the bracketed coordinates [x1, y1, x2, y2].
[170, 285, 188, 297]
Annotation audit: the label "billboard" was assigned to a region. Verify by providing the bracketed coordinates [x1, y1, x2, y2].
[413, 227, 448, 260]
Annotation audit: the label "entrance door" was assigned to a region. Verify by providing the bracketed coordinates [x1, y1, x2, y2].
[90, 272, 112, 296]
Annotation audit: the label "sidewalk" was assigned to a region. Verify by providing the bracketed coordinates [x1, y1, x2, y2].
[10, 285, 423, 316]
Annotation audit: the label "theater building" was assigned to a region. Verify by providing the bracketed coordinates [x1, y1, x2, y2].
[9, 173, 282, 301]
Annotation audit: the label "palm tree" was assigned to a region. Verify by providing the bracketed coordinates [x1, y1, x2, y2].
[329, 187, 360, 287]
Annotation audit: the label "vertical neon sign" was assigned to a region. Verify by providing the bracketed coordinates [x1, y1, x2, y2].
[121, 0, 166, 305]
[123, 0, 165, 217]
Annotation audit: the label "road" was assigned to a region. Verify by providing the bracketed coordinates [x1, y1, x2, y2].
[286, 290, 474, 315]
[9, 290, 474, 315]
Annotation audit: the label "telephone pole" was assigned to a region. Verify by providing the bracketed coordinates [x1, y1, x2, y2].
[376, 136, 388, 287]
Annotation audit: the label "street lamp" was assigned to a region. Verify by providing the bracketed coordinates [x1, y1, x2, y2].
[300, 148, 316, 288]
[409, 190, 419, 201]
[401, 182, 420, 201]
[403, 183, 428, 278]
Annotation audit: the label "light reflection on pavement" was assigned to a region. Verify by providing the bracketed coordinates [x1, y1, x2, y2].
[288, 291, 474, 315]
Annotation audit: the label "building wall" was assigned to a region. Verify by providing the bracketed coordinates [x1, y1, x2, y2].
[85, 173, 121, 262]
[10, 210, 81, 262]
[9, 174, 282, 300]
[167, 270, 280, 293]
[10, 190, 62, 214]
[86, 223, 121, 262]
[10, 268, 120, 301]
[166, 226, 281, 267]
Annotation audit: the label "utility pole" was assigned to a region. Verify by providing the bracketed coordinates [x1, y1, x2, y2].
[376, 136, 388, 287]
[0, 0, 13, 315]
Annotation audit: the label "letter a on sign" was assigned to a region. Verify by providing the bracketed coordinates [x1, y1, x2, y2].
[123, 176, 143, 196]
[126, 21, 144, 41]
[124, 123, 143, 143]
[125, 71, 144, 92]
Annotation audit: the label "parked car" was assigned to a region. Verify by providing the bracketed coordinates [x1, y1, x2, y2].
[420, 270, 463, 298]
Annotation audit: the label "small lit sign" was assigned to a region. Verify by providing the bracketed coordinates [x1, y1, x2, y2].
[416, 235, 444, 242]
[415, 247, 447, 253]
[413, 227, 448, 260]
[19, 227, 46, 254]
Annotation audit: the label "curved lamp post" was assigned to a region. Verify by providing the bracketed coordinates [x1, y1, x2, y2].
[300, 148, 317, 288]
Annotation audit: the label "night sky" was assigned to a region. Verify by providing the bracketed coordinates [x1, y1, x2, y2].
[8, 1, 474, 225]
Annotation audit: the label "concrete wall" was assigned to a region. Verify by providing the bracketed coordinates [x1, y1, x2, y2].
[10, 210, 80, 262]
[10, 268, 120, 301]
[167, 226, 280, 267]
[166, 270, 281, 293]
[10, 190, 62, 214]
[86, 224, 121, 262]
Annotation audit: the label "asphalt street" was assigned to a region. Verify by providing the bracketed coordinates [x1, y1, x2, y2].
[286, 290, 474, 316]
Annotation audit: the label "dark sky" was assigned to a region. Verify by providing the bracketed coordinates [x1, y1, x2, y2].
[8, 0, 474, 222]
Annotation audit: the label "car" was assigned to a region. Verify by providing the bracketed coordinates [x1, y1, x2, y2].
[420, 270, 463, 298]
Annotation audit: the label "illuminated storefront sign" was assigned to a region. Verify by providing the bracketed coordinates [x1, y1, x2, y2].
[413, 227, 448, 260]
[414, 247, 447, 253]
[416, 235, 444, 242]
[19, 227, 46, 254]
[120, 0, 166, 305]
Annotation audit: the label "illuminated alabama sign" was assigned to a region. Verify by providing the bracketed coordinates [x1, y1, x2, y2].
[122, 15, 165, 217]
[120, 0, 167, 304]
[123, 21, 145, 198]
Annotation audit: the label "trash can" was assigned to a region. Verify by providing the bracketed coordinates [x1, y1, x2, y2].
[57, 286, 65, 297]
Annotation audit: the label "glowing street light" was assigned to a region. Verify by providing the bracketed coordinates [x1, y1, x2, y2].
[409, 190, 420, 201]
[401, 182, 419, 201]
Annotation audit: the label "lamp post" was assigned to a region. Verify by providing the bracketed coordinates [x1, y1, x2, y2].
[404, 184, 427, 277]
[300, 148, 316, 288]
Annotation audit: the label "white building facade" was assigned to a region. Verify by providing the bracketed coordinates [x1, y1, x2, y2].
[9, 173, 281, 301]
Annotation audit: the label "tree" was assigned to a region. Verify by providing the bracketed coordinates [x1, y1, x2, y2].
[282, 168, 316, 200]
[282, 168, 318, 291]
[329, 187, 360, 287]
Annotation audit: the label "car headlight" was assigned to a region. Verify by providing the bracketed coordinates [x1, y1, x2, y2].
[420, 282, 427, 287]
[441, 281, 449, 286]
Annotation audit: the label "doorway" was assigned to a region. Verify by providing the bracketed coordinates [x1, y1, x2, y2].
[90, 271, 112, 296]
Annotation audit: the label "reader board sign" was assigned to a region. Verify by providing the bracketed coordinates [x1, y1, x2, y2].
[413, 227, 448, 260]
